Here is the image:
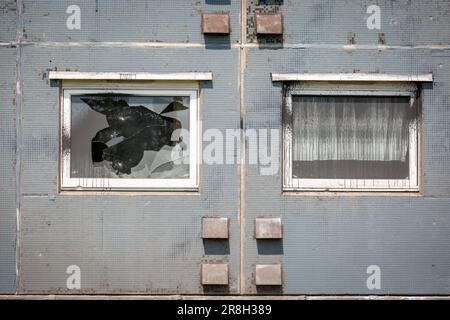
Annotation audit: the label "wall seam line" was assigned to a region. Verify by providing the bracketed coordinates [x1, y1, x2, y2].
[9, 41, 450, 51]
[239, 0, 247, 296]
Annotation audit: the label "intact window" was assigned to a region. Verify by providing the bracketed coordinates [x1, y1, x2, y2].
[283, 86, 419, 191]
[61, 88, 198, 190]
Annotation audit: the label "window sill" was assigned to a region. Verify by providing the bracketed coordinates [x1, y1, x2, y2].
[58, 189, 200, 196]
[282, 190, 422, 197]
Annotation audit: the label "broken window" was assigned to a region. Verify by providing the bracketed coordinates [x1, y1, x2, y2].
[283, 86, 419, 191]
[61, 89, 198, 190]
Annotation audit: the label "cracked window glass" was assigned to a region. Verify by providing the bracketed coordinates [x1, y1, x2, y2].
[70, 94, 190, 179]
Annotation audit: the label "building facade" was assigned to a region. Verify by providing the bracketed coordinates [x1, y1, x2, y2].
[1, 0, 450, 295]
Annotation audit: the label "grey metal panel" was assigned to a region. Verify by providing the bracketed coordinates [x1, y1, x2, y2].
[245, 195, 450, 294]
[19, 46, 241, 293]
[0, 0, 17, 42]
[22, 0, 240, 45]
[247, 0, 450, 46]
[0, 47, 17, 293]
[19, 195, 240, 293]
[244, 46, 450, 294]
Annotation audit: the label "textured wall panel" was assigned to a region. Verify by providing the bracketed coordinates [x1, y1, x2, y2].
[246, 0, 450, 45]
[0, 47, 17, 293]
[22, 0, 240, 45]
[0, 0, 17, 42]
[19, 46, 241, 294]
[244, 46, 450, 294]
[1, 0, 449, 295]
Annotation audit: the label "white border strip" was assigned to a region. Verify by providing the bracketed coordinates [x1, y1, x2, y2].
[283, 89, 420, 192]
[49, 71, 213, 81]
[271, 73, 433, 82]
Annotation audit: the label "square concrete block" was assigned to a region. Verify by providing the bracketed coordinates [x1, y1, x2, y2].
[201, 13, 230, 34]
[201, 263, 229, 285]
[255, 264, 282, 286]
[202, 217, 229, 239]
[255, 218, 282, 239]
[255, 13, 283, 35]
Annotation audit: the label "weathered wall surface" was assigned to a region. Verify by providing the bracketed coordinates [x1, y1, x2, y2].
[18, 46, 241, 294]
[2, 0, 242, 294]
[243, 1, 450, 294]
[0, 0, 18, 296]
[245, 47, 450, 291]
[0, 0, 449, 295]
[0, 46, 17, 294]
[22, 0, 240, 45]
[0, 0, 16, 42]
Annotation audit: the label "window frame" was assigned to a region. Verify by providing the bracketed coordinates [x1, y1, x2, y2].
[60, 87, 199, 191]
[283, 87, 420, 192]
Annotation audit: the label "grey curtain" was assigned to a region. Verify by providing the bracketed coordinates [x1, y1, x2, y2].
[292, 95, 414, 163]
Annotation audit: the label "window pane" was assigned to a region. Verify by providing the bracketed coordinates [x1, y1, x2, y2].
[292, 95, 415, 180]
[70, 94, 190, 179]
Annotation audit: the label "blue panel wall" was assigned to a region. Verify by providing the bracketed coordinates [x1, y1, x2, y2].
[0, 0, 449, 295]
[0, 46, 17, 293]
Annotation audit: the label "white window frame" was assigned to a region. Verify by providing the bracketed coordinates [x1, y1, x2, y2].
[283, 88, 419, 192]
[61, 88, 199, 191]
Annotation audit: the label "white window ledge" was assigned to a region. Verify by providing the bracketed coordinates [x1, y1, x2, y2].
[49, 71, 213, 81]
[271, 73, 433, 82]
